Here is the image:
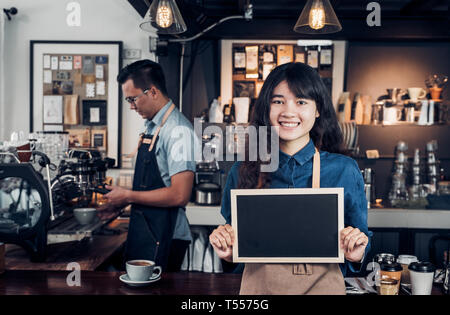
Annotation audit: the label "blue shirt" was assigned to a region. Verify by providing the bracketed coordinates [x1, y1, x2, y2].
[220, 138, 372, 276]
[145, 100, 198, 242]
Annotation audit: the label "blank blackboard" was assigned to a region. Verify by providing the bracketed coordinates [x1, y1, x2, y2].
[231, 188, 344, 263]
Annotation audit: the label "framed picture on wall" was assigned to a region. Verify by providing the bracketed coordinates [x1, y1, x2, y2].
[82, 100, 107, 125]
[42, 95, 63, 124]
[30, 40, 123, 167]
[91, 128, 107, 151]
[233, 81, 256, 98]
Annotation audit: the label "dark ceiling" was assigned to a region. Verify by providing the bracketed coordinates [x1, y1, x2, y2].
[128, 0, 450, 40]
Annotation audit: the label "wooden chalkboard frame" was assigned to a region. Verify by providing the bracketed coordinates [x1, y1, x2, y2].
[231, 188, 344, 263]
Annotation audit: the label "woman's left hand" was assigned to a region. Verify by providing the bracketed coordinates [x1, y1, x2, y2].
[340, 226, 369, 263]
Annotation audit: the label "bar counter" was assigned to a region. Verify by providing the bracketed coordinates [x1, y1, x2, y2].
[0, 270, 241, 295]
[185, 203, 450, 228]
[0, 270, 446, 295]
[4, 218, 128, 271]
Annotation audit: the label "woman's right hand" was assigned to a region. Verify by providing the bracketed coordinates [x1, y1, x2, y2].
[209, 224, 234, 262]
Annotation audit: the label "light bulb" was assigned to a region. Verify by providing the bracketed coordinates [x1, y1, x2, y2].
[156, 3, 173, 28]
[309, 0, 325, 30]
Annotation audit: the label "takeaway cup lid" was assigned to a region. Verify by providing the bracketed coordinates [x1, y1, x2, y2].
[380, 262, 403, 272]
[408, 261, 436, 273]
[397, 255, 418, 265]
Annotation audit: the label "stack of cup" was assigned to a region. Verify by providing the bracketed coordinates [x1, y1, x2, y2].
[397, 255, 418, 285]
[408, 262, 436, 295]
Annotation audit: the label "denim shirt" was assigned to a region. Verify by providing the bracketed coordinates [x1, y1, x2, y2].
[144, 100, 197, 242]
[220, 139, 372, 276]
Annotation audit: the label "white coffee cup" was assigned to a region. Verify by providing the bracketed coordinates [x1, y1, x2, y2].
[383, 107, 402, 124]
[397, 255, 418, 285]
[126, 260, 162, 281]
[408, 87, 427, 103]
[408, 261, 436, 295]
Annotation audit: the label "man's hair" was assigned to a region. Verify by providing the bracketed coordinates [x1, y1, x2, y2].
[117, 59, 168, 96]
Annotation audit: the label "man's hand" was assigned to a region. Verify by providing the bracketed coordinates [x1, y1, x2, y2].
[96, 185, 130, 220]
[103, 185, 131, 207]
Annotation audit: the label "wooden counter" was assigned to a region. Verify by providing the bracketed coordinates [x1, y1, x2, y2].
[0, 270, 444, 295]
[4, 218, 128, 271]
[0, 270, 241, 295]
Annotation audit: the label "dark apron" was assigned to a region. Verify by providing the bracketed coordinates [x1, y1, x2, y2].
[124, 106, 178, 271]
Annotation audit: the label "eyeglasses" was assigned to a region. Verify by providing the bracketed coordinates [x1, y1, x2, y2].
[125, 89, 149, 105]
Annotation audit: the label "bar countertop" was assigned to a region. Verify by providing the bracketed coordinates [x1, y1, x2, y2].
[185, 203, 450, 228]
[4, 217, 129, 271]
[0, 270, 445, 295]
[0, 270, 241, 295]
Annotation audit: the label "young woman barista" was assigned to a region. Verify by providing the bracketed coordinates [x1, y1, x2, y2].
[209, 62, 372, 295]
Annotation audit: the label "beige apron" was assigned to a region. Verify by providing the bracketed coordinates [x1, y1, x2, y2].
[239, 148, 346, 295]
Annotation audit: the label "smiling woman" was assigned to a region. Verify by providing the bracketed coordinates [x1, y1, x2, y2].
[239, 62, 345, 189]
[269, 81, 320, 155]
[210, 62, 371, 295]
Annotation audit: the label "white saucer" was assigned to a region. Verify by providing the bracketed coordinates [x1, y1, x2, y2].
[119, 273, 161, 287]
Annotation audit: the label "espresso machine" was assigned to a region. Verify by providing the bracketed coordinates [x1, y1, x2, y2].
[0, 147, 116, 261]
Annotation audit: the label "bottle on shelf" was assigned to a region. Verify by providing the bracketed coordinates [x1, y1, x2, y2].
[208, 98, 223, 123]
[223, 100, 235, 124]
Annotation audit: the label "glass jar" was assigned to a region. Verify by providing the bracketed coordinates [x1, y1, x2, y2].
[36, 131, 69, 165]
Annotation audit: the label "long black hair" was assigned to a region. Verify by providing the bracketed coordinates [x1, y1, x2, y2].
[239, 62, 344, 189]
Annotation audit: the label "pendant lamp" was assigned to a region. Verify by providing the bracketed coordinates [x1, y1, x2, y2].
[140, 0, 187, 35]
[293, 0, 342, 34]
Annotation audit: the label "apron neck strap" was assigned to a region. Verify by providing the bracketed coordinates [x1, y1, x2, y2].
[312, 147, 320, 189]
[148, 103, 176, 152]
[256, 147, 321, 189]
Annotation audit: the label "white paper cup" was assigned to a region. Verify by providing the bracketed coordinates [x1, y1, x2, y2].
[397, 255, 418, 285]
[408, 262, 436, 295]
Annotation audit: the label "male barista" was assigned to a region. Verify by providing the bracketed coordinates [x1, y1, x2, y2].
[99, 59, 196, 271]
